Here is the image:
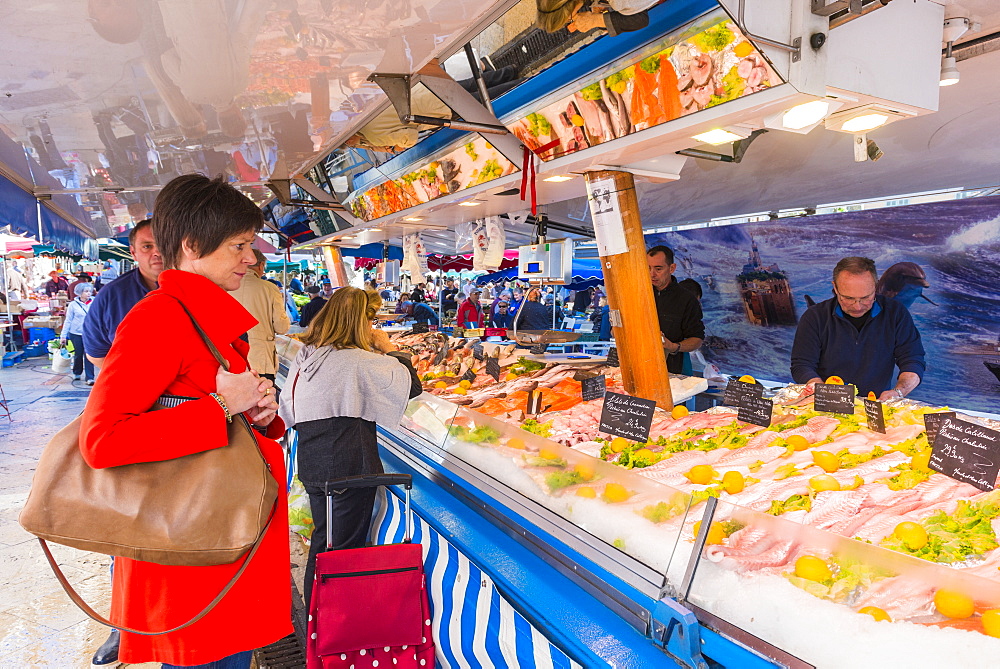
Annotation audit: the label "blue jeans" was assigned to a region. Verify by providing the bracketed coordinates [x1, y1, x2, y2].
[162, 650, 253, 669]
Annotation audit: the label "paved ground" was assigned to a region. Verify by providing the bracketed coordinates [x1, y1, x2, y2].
[0, 359, 309, 666]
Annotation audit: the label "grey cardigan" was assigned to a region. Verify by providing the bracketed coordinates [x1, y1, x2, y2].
[278, 345, 415, 428]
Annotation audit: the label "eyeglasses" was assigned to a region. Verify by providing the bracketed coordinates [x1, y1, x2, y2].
[835, 289, 876, 305]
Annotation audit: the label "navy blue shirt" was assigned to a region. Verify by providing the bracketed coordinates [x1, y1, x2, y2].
[790, 295, 925, 396]
[82, 268, 153, 359]
[411, 302, 439, 326]
[514, 300, 551, 330]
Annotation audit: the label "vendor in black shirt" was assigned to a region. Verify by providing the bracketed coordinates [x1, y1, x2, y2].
[647, 245, 705, 374]
[440, 279, 459, 313]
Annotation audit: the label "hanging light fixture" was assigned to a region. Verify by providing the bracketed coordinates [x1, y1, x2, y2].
[940, 17, 971, 87]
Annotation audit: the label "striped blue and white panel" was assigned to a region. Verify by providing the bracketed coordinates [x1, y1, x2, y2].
[372, 489, 583, 669]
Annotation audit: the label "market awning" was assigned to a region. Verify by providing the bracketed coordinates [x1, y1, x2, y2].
[0, 173, 38, 238]
[99, 244, 134, 262]
[265, 259, 310, 272]
[339, 243, 404, 261]
[476, 258, 603, 289]
[40, 205, 99, 260]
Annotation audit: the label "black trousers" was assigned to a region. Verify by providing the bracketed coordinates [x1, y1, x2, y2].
[69, 333, 94, 381]
[302, 483, 377, 607]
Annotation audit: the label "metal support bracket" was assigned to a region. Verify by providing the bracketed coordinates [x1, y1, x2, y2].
[651, 598, 709, 669]
[811, 0, 863, 18]
[735, 0, 802, 62]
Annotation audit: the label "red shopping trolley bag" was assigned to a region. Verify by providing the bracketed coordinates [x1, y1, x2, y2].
[306, 473, 435, 669]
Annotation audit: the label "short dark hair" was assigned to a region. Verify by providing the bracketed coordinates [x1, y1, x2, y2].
[647, 245, 675, 264]
[833, 257, 877, 283]
[306, 285, 321, 294]
[152, 174, 263, 270]
[678, 278, 702, 299]
[128, 218, 153, 248]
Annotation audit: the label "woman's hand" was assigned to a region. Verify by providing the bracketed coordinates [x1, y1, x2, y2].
[215, 368, 265, 415]
[371, 328, 397, 354]
[247, 394, 278, 427]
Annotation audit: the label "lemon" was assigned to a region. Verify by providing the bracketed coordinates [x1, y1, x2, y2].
[434, 381, 447, 389]
[824, 375, 844, 385]
[721, 471, 745, 494]
[459, 379, 472, 389]
[733, 41, 754, 58]
[867, 391, 877, 400]
[603, 483, 631, 503]
[671, 405, 689, 419]
[684, 465, 716, 485]
[911, 449, 931, 473]
[894, 521, 928, 550]
[575, 486, 597, 498]
[934, 589, 975, 619]
[809, 474, 841, 492]
[632, 448, 657, 462]
[573, 462, 596, 480]
[858, 606, 891, 622]
[453, 387, 467, 395]
[693, 521, 726, 545]
[982, 610, 1000, 637]
[539, 447, 560, 461]
[505, 373, 518, 381]
[785, 434, 811, 452]
[570, 114, 585, 127]
[738, 374, 756, 384]
[610, 437, 629, 453]
[812, 450, 840, 473]
[506, 437, 526, 450]
[794, 555, 833, 582]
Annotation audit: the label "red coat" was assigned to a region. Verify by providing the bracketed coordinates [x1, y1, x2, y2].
[80, 269, 292, 665]
[456, 299, 483, 327]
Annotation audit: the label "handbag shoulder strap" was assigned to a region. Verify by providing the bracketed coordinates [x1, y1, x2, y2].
[38, 500, 274, 635]
[170, 297, 230, 371]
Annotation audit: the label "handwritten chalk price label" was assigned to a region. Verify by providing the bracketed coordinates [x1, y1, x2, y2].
[606, 346, 620, 367]
[737, 395, 773, 428]
[599, 391, 656, 442]
[814, 383, 856, 413]
[928, 417, 1000, 492]
[461, 369, 477, 384]
[864, 398, 886, 434]
[924, 411, 957, 447]
[529, 343, 547, 355]
[724, 379, 763, 407]
[412, 323, 429, 334]
[486, 353, 501, 382]
[581, 374, 607, 401]
[526, 389, 544, 415]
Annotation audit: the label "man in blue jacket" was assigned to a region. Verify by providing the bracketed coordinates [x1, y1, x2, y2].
[791, 257, 925, 400]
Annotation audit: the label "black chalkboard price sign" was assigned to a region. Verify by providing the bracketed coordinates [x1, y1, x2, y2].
[929, 417, 1000, 492]
[737, 394, 773, 428]
[724, 379, 764, 407]
[412, 323, 429, 334]
[461, 369, 477, 384]
[486, 353, 501, 382]
[924, 411, 957, 447]
[529, 343, 547, 355]
[813, 383, 856, 413]
[863, 398, 886, 434]
[599, 391, 656, 442]
[472, 342, 485, 361]
[606, 346, 620, 367]
[581, 374, 607, 401]
[526, 389, 544, 415]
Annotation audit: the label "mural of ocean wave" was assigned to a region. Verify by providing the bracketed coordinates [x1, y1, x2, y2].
[645, 196, 1000, 413]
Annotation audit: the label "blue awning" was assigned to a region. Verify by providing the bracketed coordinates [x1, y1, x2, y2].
[40, 205, 99, 259]
[476, 258, 603, 289]
[339, 243, 404, 260]
[0, 173, 38, 237]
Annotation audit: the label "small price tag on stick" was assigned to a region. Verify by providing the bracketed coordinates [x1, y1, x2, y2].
[581, 374, 607, 401]
[924, 411, 957, 447]
[724, 379, 763, 407]
[526, 389, 544, 416]
[864, 398, 886, 434]
[929, 417, 1000, 491]
[599, 391, 656, 442]
[737, 395, 773, 427]
[606, 346, 620, 367]
[814, 383, 856, 413]
[486, 351, 501, 382]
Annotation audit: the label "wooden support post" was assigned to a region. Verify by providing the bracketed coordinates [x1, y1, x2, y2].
[322, 245, 350, 287]
[585, 170, 673, 409]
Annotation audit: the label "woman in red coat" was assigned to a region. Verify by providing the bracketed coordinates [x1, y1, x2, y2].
[80, 174, 291, 667]
[455, 288, 484, 328]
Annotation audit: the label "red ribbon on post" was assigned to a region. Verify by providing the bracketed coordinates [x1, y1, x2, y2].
[519, 140, 561, 216]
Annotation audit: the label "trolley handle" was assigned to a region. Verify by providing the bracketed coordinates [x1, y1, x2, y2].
[325, 473, 412, 491]
[325, 474, 414, 549]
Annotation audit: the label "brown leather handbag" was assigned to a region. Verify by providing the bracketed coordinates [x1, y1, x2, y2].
[19, 300, 278, 634]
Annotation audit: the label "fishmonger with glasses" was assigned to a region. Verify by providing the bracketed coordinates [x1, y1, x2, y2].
[791, 256, 925, 401]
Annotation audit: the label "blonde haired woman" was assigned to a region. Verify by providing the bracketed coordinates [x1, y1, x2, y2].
[278, 287, 421, 606]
